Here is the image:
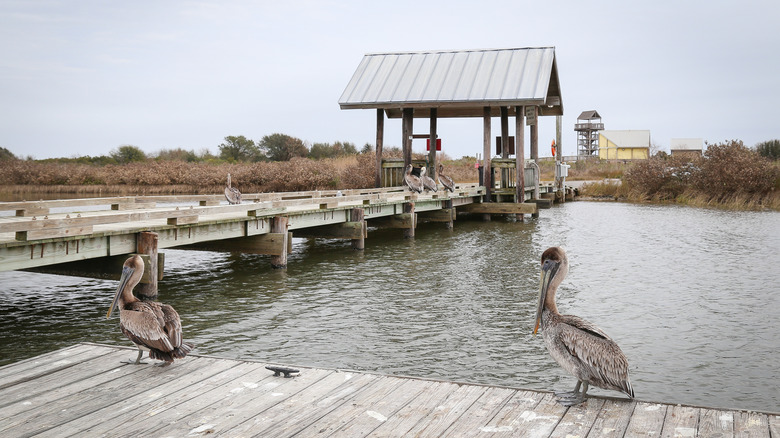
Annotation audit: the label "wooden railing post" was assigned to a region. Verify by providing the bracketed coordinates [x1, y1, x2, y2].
[350, 208, 365, 250]
[135, 231, 158, 300]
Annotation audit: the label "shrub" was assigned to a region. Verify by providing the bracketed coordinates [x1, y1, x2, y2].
[692, 140, 777, 199]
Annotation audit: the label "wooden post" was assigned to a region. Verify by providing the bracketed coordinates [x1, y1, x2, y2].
[482, 106, 492, 204]
[376, 108, 384, 188]
[135, 231, 158, 300]
[403, 202, 415, 239]
[350, 208, 365, 250]
[443, 199, 454, 230]
[428, 108, 437, 181]
[516, 105, 525, 221]
[500, 106, 510, 198]
[270, 216, 289, 268]
[402, 108, 414, 169]
[530, 106, 540, 200]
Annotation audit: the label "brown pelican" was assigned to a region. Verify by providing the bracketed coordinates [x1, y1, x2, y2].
[437, 164, 455, 192]
[534, 246, 634, 405]
[225, 173, 242, 204]
[403, 164, 423, 193]
[419, 166, 438, 192]
[106, 255, 194, 366]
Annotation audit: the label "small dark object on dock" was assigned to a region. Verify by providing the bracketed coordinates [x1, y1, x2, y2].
[266, 365, 299, 378]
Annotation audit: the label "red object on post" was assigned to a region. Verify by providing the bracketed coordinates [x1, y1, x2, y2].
[551, 139, 556, 157]
[426, 138, 441, 151]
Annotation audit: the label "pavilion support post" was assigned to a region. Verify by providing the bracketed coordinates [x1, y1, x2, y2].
[135, 231, 158, 300]
[376, 109, 384, 188]
[500, 106, 510, 197]
[270, 216, 289, 268]
[350, 208, 365, 250]
[403, 202, 416, 239]
[530, 106, 539, 200]
[428, 108, 438, 181]
[515, 105, 526, 221]
[402, 108, 414, 169]
[482, 106, 492, 221]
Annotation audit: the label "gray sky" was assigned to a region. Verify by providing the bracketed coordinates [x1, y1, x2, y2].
[1, 0, 778, 160]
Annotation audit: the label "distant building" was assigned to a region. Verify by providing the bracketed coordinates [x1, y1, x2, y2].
[574, 110, 603, 158]
[598, 130, 650, 160]
[670, 138, 703, 158]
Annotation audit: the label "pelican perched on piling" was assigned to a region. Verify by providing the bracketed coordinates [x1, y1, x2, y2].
[534, 246, 634, 405]
[420, 166, 438, 192]
[437, 164, 455, 192]
[225, 173, 242, 204]
[403, 164, 423, 193]
[106, 255, 193, 366]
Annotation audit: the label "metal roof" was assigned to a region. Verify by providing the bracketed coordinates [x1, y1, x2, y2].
[577, 110, 601, 120]
[339, 47, 562, 118]
[600, 130, 651, 148]
[670, 138, 703, 150]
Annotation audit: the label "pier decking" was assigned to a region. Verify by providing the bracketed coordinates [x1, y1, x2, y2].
[1, 344, 776, 437]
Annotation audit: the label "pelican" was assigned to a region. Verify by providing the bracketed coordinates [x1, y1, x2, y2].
[403, 164, 423, 193]
[225, 173, 242, 204]
[437, 164, 455, 192]
[106, 255, 194, 366]
[534, 247, 634, 405]
[419, 166, 438, 192]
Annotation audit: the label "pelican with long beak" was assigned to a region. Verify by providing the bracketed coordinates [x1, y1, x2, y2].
[419, 166, 438, 192]
[534, 246, 634, 405]
[437, 164, 455, 192]
[106, 255, 194, 366]
[403, 164, 423, 193]
[225, 173, 242, 204]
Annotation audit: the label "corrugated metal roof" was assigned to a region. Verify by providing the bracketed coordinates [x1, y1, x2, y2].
[339, 47, 562, 118]
[600, 130, 651, 148]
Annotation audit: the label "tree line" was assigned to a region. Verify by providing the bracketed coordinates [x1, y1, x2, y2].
[0, 134, 373, 165]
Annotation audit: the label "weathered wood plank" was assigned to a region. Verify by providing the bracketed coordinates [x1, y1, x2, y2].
[405, 384, 489, 437]
[472, 390, 545, 435]
[586, 399, 636, 437]
[768, 414, 780, 438]
[16, 225, 93, 241]
[0, 344, 108, 391]
[459, 201, 538, 215]
[624, 402, 669, 437]
[440, 386, 516, 437]
[549, 397, 606, 437]
[167, 214, 198, 225]
[660, 405, 700, 437]
[734, 410, 770, 437]
[368, 381, 459, 436]
[698, 409, 735, 438]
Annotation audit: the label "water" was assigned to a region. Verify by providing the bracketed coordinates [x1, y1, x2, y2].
[1, 202, 778, 412]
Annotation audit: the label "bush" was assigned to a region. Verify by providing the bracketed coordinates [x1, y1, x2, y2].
[624, 155, 700, 199]
[693, 140, 776, 198]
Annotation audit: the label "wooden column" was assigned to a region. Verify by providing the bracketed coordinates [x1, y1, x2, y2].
[135, 231, 158, 300]
[270, 216, 289, 268]
[444, 199, 454, 230]
[350, 208, 365, 250]
[403, 202, 415, 239]
[500, 106, 510, 197]
[482, 106, 492, 203]
[402, 108, 414, 169]
[428, 108, 437, 181]
[515, 106, 526, 221]
[376, 109, 384, 188]
[530, 106, 539, 200]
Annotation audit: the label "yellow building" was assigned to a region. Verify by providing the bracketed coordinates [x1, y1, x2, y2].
[598, 130, 650, 160]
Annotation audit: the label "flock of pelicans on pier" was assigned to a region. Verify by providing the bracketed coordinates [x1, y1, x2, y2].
[106, 233, 634, 405]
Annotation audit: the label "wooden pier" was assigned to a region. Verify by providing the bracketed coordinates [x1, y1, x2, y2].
[0, 343, 776, 437]
[0, 186, 539, 291]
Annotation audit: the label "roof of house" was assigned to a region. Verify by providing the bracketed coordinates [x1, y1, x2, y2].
[577, 110, 601, 120]
[338, 47, 562, 118]
[670, 138, 704, 150]
[600, 130, 651, 148]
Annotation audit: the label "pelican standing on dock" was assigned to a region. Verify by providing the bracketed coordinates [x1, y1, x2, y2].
[437, 164, 455, 192]
[534, 246, 634, 405]
[225, 173, 242, 204]
[106, 255, 194, 366]
[403, 164, 423, 193]
[420, 166, 438, 192]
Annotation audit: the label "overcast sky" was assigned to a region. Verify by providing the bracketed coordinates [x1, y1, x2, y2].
[1, 0, 778, 160]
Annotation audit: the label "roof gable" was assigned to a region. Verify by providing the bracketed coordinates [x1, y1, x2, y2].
[600, 130, 651, 148]
[339, 47, 562, 118]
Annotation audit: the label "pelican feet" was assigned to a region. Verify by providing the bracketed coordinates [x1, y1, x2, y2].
[121, 350, 148, 365]
[554, 381, 589, 406]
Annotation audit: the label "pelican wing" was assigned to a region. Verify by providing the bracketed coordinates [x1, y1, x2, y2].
[159, 303, 184, 348]
[558, 314, 634, 397]
[119, 303, 175, 353]
[439, 174, 455, 192]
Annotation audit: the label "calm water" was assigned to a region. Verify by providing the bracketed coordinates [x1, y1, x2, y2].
[1, 202, 778, 412]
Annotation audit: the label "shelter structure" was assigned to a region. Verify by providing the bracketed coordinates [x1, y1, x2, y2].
[670, 138, 703, 158]
[574, 110, 604, 158]
[598, 130, 650, 160]
[339, 47, 563, 203]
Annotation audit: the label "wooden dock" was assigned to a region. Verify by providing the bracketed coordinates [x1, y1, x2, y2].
[1, 344, 777, 437]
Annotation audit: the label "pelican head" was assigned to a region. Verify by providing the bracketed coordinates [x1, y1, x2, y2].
[420, 166, 426, 176]
[106, 255, 144, 319]
[534, 247, 568, 334]
[405, 164, 413, 174]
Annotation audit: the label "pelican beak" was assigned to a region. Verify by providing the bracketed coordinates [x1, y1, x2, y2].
[106, 265, 134, 319]
[534, 259, 559, 335]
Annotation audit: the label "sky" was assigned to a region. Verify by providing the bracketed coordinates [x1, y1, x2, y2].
[1, 0, 778, 160]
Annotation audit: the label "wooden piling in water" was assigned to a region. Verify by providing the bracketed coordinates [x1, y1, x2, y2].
[350, 208, 365, 250]
[135, 231, 158, 299]
[270, 216, 288, 268]
[403, 202, 415, 239]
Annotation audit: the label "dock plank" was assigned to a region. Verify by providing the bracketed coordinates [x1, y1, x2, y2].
[0, 344, 776, 438]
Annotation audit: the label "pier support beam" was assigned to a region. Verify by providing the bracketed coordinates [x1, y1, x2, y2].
[270, 216, 289, 269]
[403, 202, 416, 239]
[350, 208, 365, 250]
[135, 231, 158, 300]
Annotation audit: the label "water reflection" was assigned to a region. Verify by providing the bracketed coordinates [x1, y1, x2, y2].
[0, 202, 778, 412]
